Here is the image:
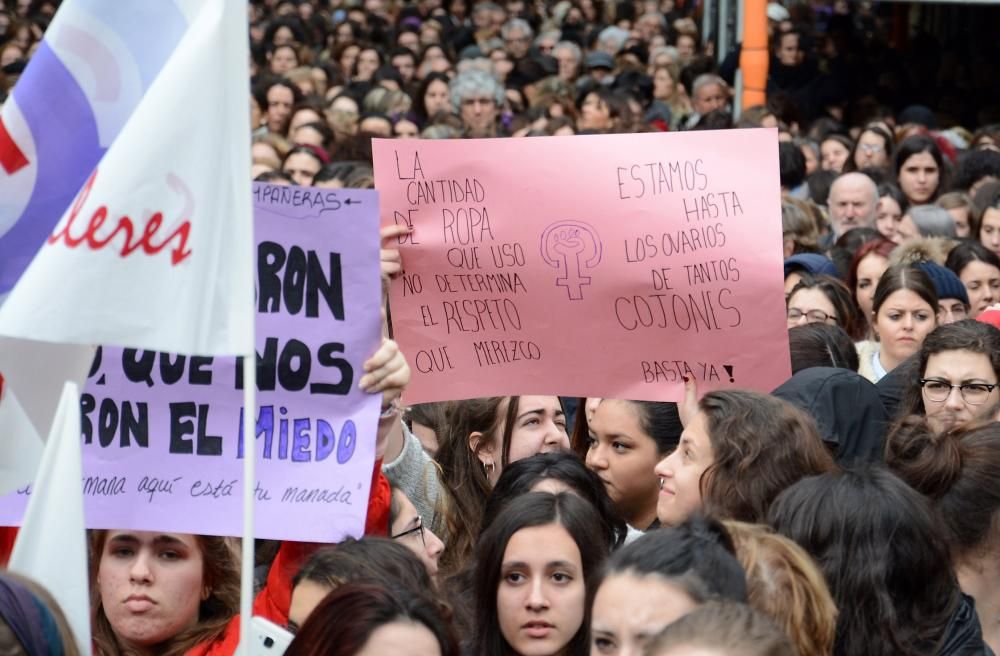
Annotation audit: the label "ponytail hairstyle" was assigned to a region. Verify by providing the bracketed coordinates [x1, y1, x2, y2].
[886, 417, 1000, 561]
[723, 520, 837, 656]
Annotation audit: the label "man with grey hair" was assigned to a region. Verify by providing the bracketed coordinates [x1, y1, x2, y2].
[501, 18, 533, 60]
[596, 25, 629, 55]
[681, 73, 728, 128]
[450, 68, 505, 137]
[826, 172, 878, 242]
[635, 11, 667, 42]
[552, 41, 581, 82]
[534, 29, 561, 55]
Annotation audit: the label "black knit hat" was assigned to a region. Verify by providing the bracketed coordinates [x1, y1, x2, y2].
[916, 261, 969, 306]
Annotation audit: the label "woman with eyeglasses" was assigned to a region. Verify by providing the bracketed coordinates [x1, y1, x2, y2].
[848, 125, 894, 172]
[894, 319, 1000, 433]
[389, 486, 445, 580]
[785, 274, 864, 340]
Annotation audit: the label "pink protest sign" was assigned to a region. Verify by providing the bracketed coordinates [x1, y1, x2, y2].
[0, 184, 383, 542]
[372, 130, 790, 403]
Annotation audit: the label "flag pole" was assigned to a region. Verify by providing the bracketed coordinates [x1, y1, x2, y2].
[230, 0, 257, 650]
[239, 351, 256, 653]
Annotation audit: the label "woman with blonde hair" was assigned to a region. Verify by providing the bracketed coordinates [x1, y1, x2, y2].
[723, 520, 837, 656]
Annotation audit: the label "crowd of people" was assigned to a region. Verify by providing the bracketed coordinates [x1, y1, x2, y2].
[3, 0, 1000, 654]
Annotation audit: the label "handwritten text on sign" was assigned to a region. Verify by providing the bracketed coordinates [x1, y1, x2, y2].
[0, 184, 383, 541]
[372, 131, 789, 403]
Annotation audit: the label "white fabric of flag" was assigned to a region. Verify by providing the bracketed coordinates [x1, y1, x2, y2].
[9, 382, 91, 656]
[0, 0, 253, 357]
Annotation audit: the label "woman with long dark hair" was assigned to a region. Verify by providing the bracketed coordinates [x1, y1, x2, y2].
[887, 420, 1000, 652]
[471, 493, 608, 656]
[769, 468, 990, 656]
[653, 390, 835, 527]
[285, 583, 458, 656]
[894, 135, 947, 206]
[585, 400, 681, 534]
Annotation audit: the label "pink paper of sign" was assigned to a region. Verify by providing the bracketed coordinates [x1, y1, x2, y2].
[372, 130, 790, 403]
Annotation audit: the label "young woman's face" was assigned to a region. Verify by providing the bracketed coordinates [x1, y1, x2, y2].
[269, 45, 298, 74]
[391, 489, 445, 579]
[424, 79, 452, 117]
[898, 151, 940, 204]
[820, 139, 850, 173]
[355, 48, 381, 79]
[356, 621, 442, 656]
[922, 349, 999, 434]
[289, 108, 322, 135]
[497, 523, 586, 656]
[585, 400, 663, 529]
[98, 532, 205, 648]
[875, 195, 902, 241]
[854, 130, 888, 169]
[505, 396, 570, 466]
[980, 208, 1000, 258]
[959, 259, 1000, 315]
[590, 573, 699, 656]
[653, 410, 713, 527]
[282, 152, 321, 186]
[855, 252, 889, 321]
[339, 44, 360, 76]
[800, 144, 818, 176]
[874, 289, 937, 367]
[652, 68, 675, 100]
[578, 93, 612, 131]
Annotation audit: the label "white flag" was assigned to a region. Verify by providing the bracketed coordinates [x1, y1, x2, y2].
[0, 0, 253, 357]
[0, 385, 43, 496]
[9, 382, 91, 656]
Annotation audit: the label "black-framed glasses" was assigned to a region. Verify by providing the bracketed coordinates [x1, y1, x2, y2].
[391, 523, 425, 546]
[919, 379, 999, 405]
[787, 308, 836, 323]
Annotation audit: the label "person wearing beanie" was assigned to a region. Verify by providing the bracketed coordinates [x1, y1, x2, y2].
[784, 253, 840, 297]
[915, 261, 970, 324]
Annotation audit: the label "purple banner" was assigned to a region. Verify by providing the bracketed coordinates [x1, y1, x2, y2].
[0, 184, 383, 542]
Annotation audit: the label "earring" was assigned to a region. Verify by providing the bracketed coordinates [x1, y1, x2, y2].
[483, 461, 495, 477]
